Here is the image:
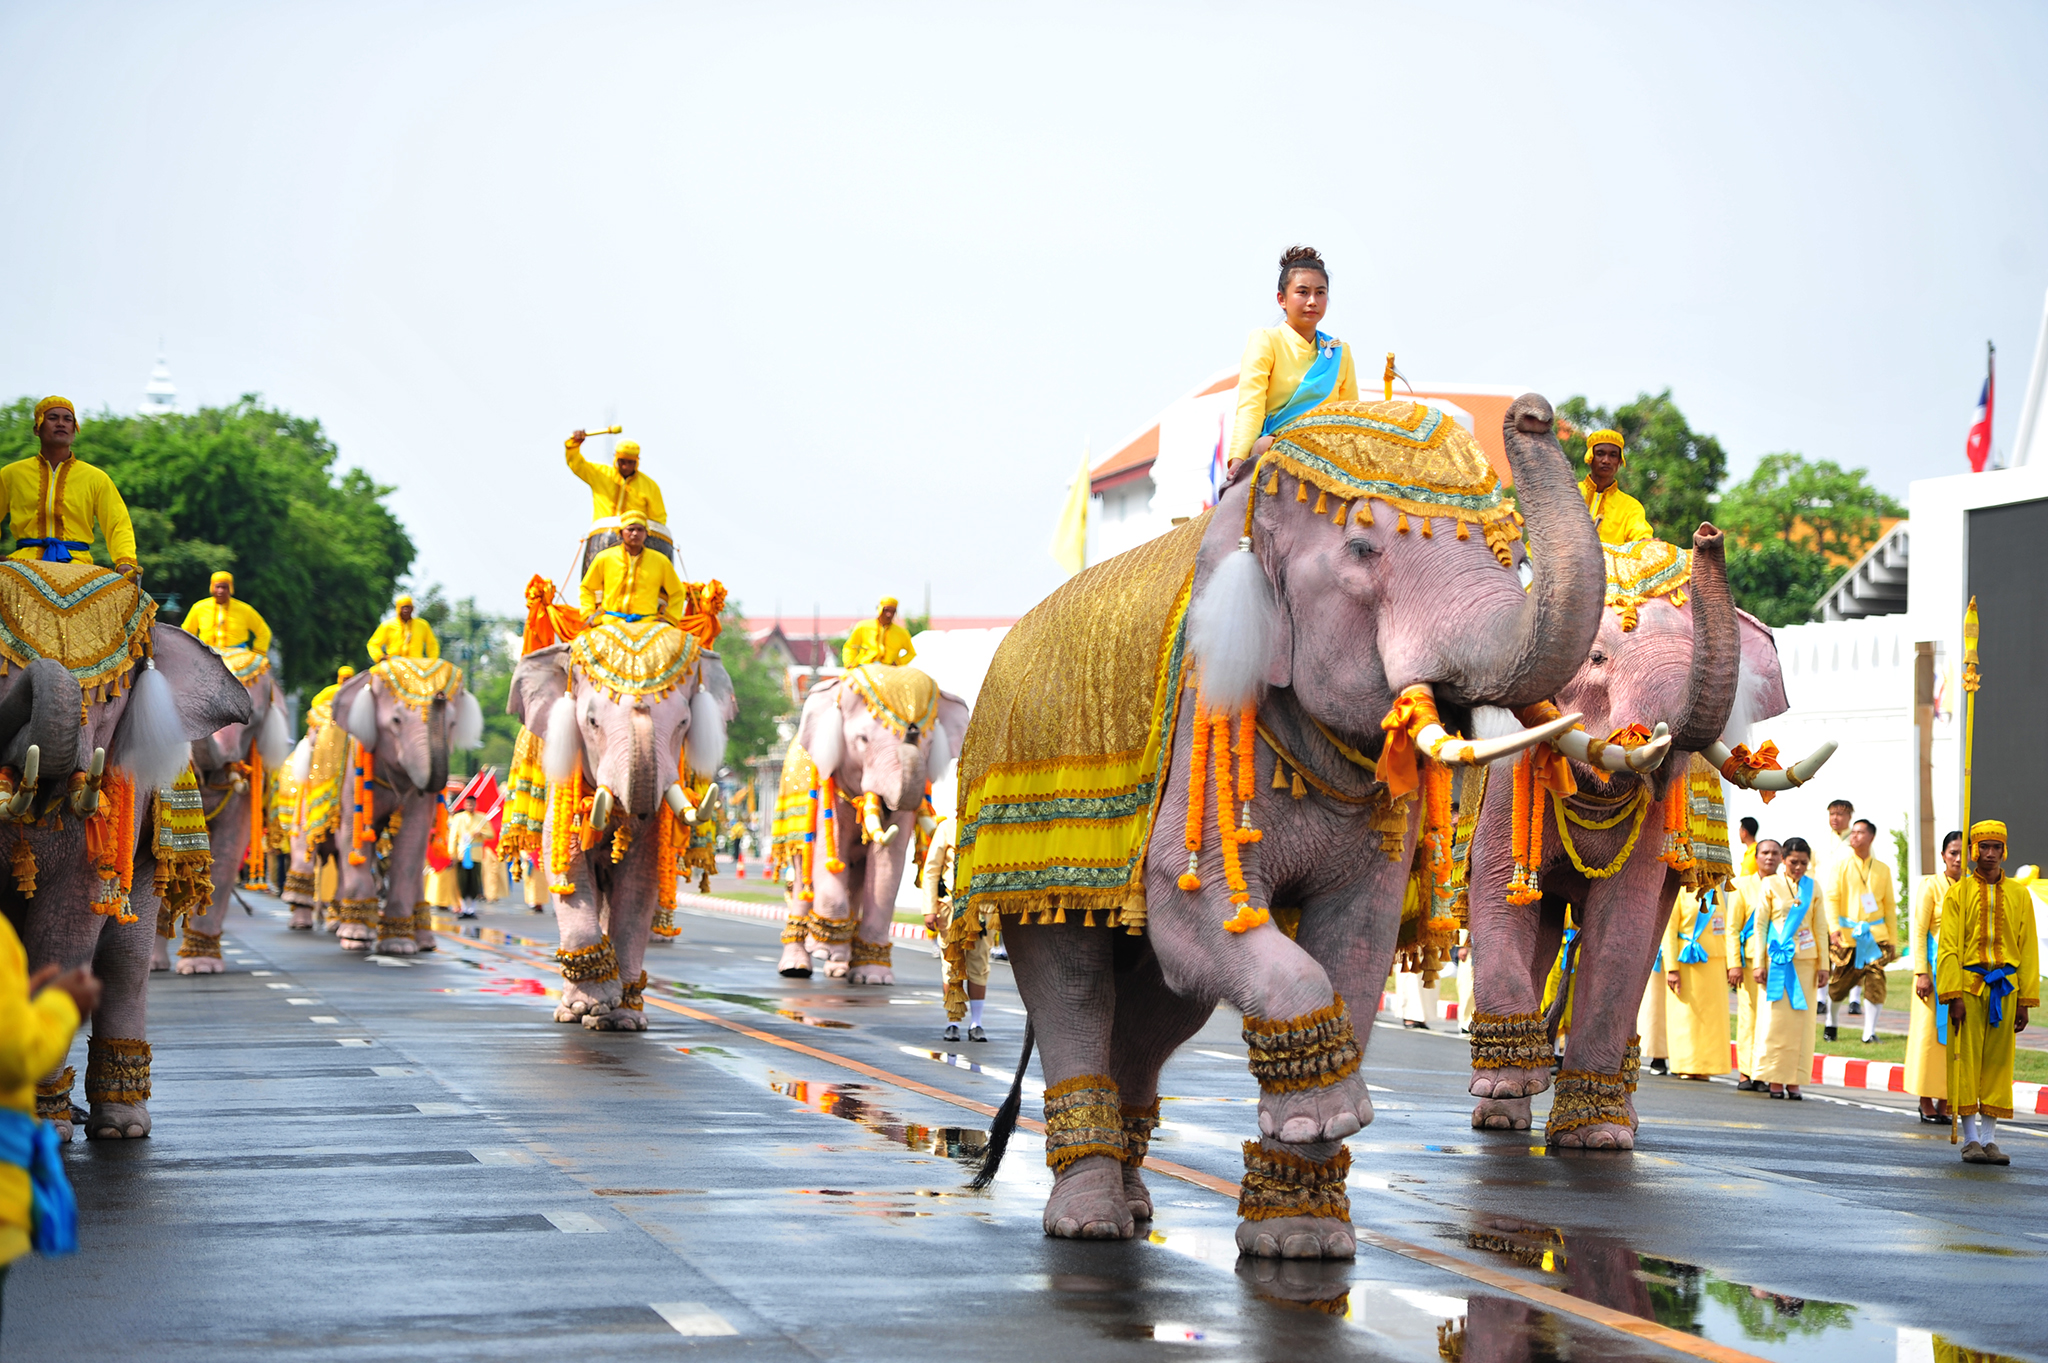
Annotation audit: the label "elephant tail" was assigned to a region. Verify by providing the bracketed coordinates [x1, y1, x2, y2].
[969, 1017, 1033, 1191]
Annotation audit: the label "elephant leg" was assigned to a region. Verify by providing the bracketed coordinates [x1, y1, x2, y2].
[849, 820, 911, 986]
[777, 889, 813, 978]
[1003, 919, 1133, 1241]
[283, 829, 318, 927]
[178, 790, 246, 975]
[1549, 847, 1676, 1151]
[1463, 793, 1559, 1112]
[552, 871, 621, 1023]
[810, 822, 860, 977]
[375, 794, 432, 956]
[584, 823, 657, 1033]
[333, 839, 382, 950]
[1104, 941, 1215, 1222]
[86, 905, 157, 1140]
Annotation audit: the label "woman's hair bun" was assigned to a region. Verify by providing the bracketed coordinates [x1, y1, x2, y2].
[1277, 244, 1328, 290]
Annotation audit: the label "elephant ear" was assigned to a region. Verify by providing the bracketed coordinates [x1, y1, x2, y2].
[797, 681, 845, 777]
[508, 644, 572, 733]
[337, 670, 379, 748]
[929, 690, 971, 779]
[1723, 608, 1790, 746]
[699, 650, 737, 723]
[148, 625, 253, 737]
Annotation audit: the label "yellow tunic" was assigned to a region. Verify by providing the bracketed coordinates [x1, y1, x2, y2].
[1224, 326, 1362, 466]
[1750, 871, 1823, 1085]
[1936, 874, 2040, 1118]
[1740, 842, 1758, 877]
[1660, 887, 1731, 1076]
[566, 441, 668, 525]
[0, 454, 138, 568]
[1577, 476, 1654, 546]
[1905, 872, 1959, 1100]
[1, 911, 81, 1266]
[179, 597, 273, 654]
[578, 544, 686, 623]
[1825, 851, 1898, 947]
[842, 619, 916, 668]
[1725, 873, 1769, 1076]
[367, 616, 439, 662]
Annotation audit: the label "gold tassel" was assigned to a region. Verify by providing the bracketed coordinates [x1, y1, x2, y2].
[1272, 764, 1289, 790]
[1312, 490, 1328, 514]
[1356, 501, 1373, 525]
[1265, 470, 1280, 496]
[1420, 516, 1433, 539]
[12, 839, 35, 897]
[1083, 909, 1096, 927]
[1456, 519, 1470, 540]
[1291, 771, 1306, 800]
[1295, 480, 1309, 503]
[1397, 512, 1410, 534]
[1333, 499, 1349, 525]
[1053, 906, 1067, 923]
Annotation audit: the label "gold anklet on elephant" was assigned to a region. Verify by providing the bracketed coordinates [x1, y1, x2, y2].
[850, 937, 892, 967]
[1545, 1065, 1636, 1142]
[336, 897, 381, 927]
[1238, 1140, 1352, 1223]
[1242, 997, 1361, 1091]
[805, 910, 859, 944]
[779, 914, 806, 945]
[35, 1066, 75, 1121]
[619, 970, 649, 1011]
[651, 907, 679, 938]
[178, 928, 223, 959]
[1120, 1099, 1161, 1166]
[1621, 1034, 1642, 1092]
[377, 916, 415, 943]
[558, 938, 619, 984]
[1468, 1010, 1553, 1070]
[85, 1037, 151, 1105]
[1042, 1074, 1125, 1169]
[283, 870, 316, 900]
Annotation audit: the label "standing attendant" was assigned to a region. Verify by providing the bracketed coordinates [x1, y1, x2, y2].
[1812, 798, 1856, 1037]
[1727, 838, 1783, 1090]
[1661, 885, 1731, 1079]
[1937, 821, 2038, 1165]
[1637, 941, 1669, 1075]
[180, 571, 272, 653]
[1751, 837, 1828, 1099]
[1737, 817, 1759, 877]
[2, 397, 139, 574]
[1826, 818, 1899, 1044]
[1906, 830, 1962, 1125]
[1224, 245, 1361, 472]
[922, 817, 989, 1043]
[842, 597, 916, 668]
[367, 596, 439, 662]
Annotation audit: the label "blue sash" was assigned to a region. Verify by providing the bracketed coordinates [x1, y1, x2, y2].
[1927, 930, 1948, 1046]
[0, 1108, 78, 1255]
[1765, 876, 1813, 1011]
[1677, 893, 1713, 965]
[1260, 332, 1343, 436]
[1851, 918, 1882, 970]
[602, 611, 648, 622]
[16, 537, 91, 564]
[1965, 964, 2019, 1029]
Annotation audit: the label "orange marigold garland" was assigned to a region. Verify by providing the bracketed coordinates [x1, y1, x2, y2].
[820, 775, 846, 874]
[1506, 750, 1544, 906]
[1179, 695, 1210, 891]
[1215, 709, 1267, 934]
[85, 771, 139, 923]
[1659, 775, 1695, 871]
[547, 766, 583, 896]
[349, 748, 376, 865]
[1179, 689, 1266, 931]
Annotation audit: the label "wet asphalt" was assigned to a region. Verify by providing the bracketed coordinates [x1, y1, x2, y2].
[4, 889, 2043, 1363]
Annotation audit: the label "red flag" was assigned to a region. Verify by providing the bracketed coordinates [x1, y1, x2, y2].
[1966, 342, 1995, 471]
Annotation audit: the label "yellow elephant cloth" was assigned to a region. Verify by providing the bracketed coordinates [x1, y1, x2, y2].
[0, 911, 81, 1267]
[367, 615, 438, 662]
[842, 618, 916, 669]
[180, 596, 272, 654]
[1750, 871, 1823, 1086]
[1660, 887, 1731, 1076]
[1726, 872, 1769, 1076]
[0, 453, 138, 568]
[1224, 325, 1361, 467]
[1578, 477, 1654, 546]
[1936, 872, 2039, 1118]
[566, 440, 667, 526]
[578, 543, 685, 623]
[1904, 871, 1960, 1100]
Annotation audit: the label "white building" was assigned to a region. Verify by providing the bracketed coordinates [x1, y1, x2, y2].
[140, 352, 178, 417]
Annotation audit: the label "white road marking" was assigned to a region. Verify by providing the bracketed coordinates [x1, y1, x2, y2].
[309, 1016, 340, 1024]
[287, 998, 319, 1005]
[649, 1302, 737, 1336]
[266, 983, 291, 989]
[471, 1149, 532, 1166]
[370, 1067, 414, 1077]
[1194, 1049, 1240, 1061]
[369, 956, 416, 967]
[336, 1038, 372, 1046]
[251, 971, 274, 976]
[414, 1102, 466, 1116]
[543, 1210, 606, 1233]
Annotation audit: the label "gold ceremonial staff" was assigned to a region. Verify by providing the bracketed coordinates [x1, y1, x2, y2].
[582, 425, 623, 436]
[1951, 595, 1981, 1145]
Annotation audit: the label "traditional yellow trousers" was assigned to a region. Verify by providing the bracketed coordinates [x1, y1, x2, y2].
[1734, 978, 1760, 1076]
[1904, 984, 1947, 1100]
[1753, 988, 1817, 1086]
[1666, 961, 1731, 1076]
[1947, 992, 2017, 1118]
[1637, 969, 1668, 1059]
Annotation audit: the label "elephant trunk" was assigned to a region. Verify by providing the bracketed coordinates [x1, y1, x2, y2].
[1453, 395, 1606, 707]
[1666, 525, 1740, 753]
[624, 709, 656, 818]
[0, 657, 83, 779]
[882, 739, 923, 814]
[427, 695, 450, 795]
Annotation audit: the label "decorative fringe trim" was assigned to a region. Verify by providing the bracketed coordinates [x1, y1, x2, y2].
[412, 903, 434, 931]
[557, 937, 619, 984]
[805, 910, 860, 944]
[85, 1036, 152, 1105]
[1544, 1064, 1637, 1142]
[1242, 997, 1361, 1092]
[283, 870, 316, 897]
[779, 913, 807, 945]
[335, 897, 382, 926]
[850, 937, 892, 967]
[12, 838, 35, 897]
[177, 928, 223, 959]
[1238, 1140, 1351, 1223]
[619, 969, 649, 1012]
[1043, 1074, 1125, 1170]
[376, 917, 414, 942]
[1120, 1099, 1161, 1167]
[1621, 1034, 1642, 1093]
[1467, 1010, 1553, 1070]
[652, 907, 680, 938]
[35, 1066, 75, 1121]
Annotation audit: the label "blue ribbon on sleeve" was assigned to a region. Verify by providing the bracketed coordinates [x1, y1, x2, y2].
[1965, 964, 2019, 1029]
[1765, 876, 1814, 1012]
[0, 1109, 79, 1255]
[1678, 893, 1713, 965]
[1261, 332, 1343, 436]
[15, 536, 91, 564]
[1928, 930, 1948, 1046]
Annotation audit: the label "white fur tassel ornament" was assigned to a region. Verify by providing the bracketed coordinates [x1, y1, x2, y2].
[1187, 535, 1278, 713]
[542, 695, 582, 783]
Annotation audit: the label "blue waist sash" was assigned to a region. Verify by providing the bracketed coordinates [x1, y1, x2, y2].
[0, 1108, 78, 1255]
[1765, 876, 1813, 1011]
[1928, 931, 1948, 1046]
[602, 611, 647, 622]
[1965, 964, 2019, 1028]
[1261, 332, 1343, 436]
[1678, 895, 1712, 965]
[1851, 918, 1883, 969]
[16, 537, 90, 564]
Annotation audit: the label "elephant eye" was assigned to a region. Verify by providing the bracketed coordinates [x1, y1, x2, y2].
[1344, 536, 1377, 561]
[1589, 648, 1609, 666]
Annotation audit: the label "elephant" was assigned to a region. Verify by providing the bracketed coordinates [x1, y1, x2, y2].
[507, 621, 734, 1030]
[0, 567, 253, 1142]
[1462, 529, 1832, 1148]
[281, 680, 355, 932]
[773, 664, 970, 984]
[329, 657, 484, 954]
[964, 396, 1607, 1257]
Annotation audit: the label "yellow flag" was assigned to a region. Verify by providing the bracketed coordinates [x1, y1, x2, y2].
[1050, 447, 1090, 577]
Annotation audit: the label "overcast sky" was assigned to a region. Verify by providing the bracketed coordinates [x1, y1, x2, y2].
[4, 1, 2044, 619]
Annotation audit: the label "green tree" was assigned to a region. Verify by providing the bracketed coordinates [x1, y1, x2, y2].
[1722, 537, 1841, 628]
[718, 601, 792, 770]
[1557, 390, 1728, 541]
[1715, 453, 1902, 627]
[0, 396, 414, 695]
[406, 586, 522, 777]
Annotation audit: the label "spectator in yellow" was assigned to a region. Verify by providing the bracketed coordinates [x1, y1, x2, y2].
[3, 397, 139, 573]
[565, 429, 667, 527]
[579, 511, 686, 623]
[1938, 820, 2038, 1166]
[179, 571, 272, 653]
[842, 597, 916, 668]
[367, 596, 439, 663]
[2, 908, 100, 1280]
[1579, 428, 1654, 546]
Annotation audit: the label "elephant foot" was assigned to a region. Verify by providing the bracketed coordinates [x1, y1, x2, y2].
[1235, 1215, 1356, 1260]
[821, 958, 851, 979]
[777, 942, 814, 978]
[175, 956, 226, 975]
[1470, 1065, 1551, 1100]
[646, 936, 674, 947]
[288, 907, 315, 930]
[337, 921, 375, 945]
[1043, 1155, 1136, 1240]
[848, 965, 895, 986]
[372, 935, 420, 957]
[323, 911, 342, 934]
[86, 1100, 151, 1141]
[1122, 1164, 1153, 1221]
[583, 1007, 646, 1032]
[149, 938, 170, 972]
[553, 980, 619, 1024]
[1551, 1120, 1636, 1151]
[49, 1116, 74, 1144]
[1472, 1096, 1533, 1130]
[413, 931, 438, 952]
[340, 937, 372, 952]
[1258, 1071, 1372, 1145]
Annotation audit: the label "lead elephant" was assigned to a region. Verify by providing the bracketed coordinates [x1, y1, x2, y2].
[963, 396, 1606, 1256]
[330, 657, 484, 954]
[1463, 530, 1832, 1147]
[508, 618, 734, 1030]
[282, 673, 356, 931]
[773, 664, 970, 984]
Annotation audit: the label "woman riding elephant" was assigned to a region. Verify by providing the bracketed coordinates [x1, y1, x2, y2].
[330, 657, 484, 954]
[507, 617, 734, 1030]
[1463, 533, 1835, 1147]
[962, 392, 1607, 1257]
[772, 664, 970, 983]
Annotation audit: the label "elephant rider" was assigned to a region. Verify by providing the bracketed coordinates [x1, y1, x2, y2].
[180, 571, 272, 654]
[1579, 428, 1654, 546]
[566, 429, 669, 555]
[1227, 244, 1360, 472]
[310, 665, 355, 717]
[842, 597, 915, 668]
[366, 596, 439, 662]
[2, 397, 140, 575]
[578, 510, 687, 625]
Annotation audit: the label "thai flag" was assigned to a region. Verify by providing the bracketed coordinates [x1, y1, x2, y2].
[1966, 342, 1995, 472]
[1203, 412, 1226, 509]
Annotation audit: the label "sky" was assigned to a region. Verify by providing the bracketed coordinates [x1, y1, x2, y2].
[3, 1, 2044, 620]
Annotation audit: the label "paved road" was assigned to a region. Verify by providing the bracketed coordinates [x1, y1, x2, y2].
[5, 891, 2042, 1362]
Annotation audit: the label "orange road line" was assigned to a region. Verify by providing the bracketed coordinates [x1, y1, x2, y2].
[433, 927, 1768, 1363]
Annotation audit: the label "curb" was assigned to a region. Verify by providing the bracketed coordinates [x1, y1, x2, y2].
[1726, 1041, 2048, 1114]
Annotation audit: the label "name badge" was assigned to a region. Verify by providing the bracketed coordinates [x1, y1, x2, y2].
[1861, 891, 1878, 918]
[1794, 925, 1816, 952]
[1709, 914, 1725, 936]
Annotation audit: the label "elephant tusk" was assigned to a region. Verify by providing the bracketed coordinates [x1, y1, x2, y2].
[588, 785, 614, 833]
[1702, 739, 1837, 791]
[695, 785, 720, 825]
[917, 813, 938, 841]
[1550, 726, 1673, 773]
[1418, 711, 1584, 767]
[69, 747, 106, 816]
[665, 782, 694, 824]
[7, 745, 39, 818]
[861, 799, 900, 846]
